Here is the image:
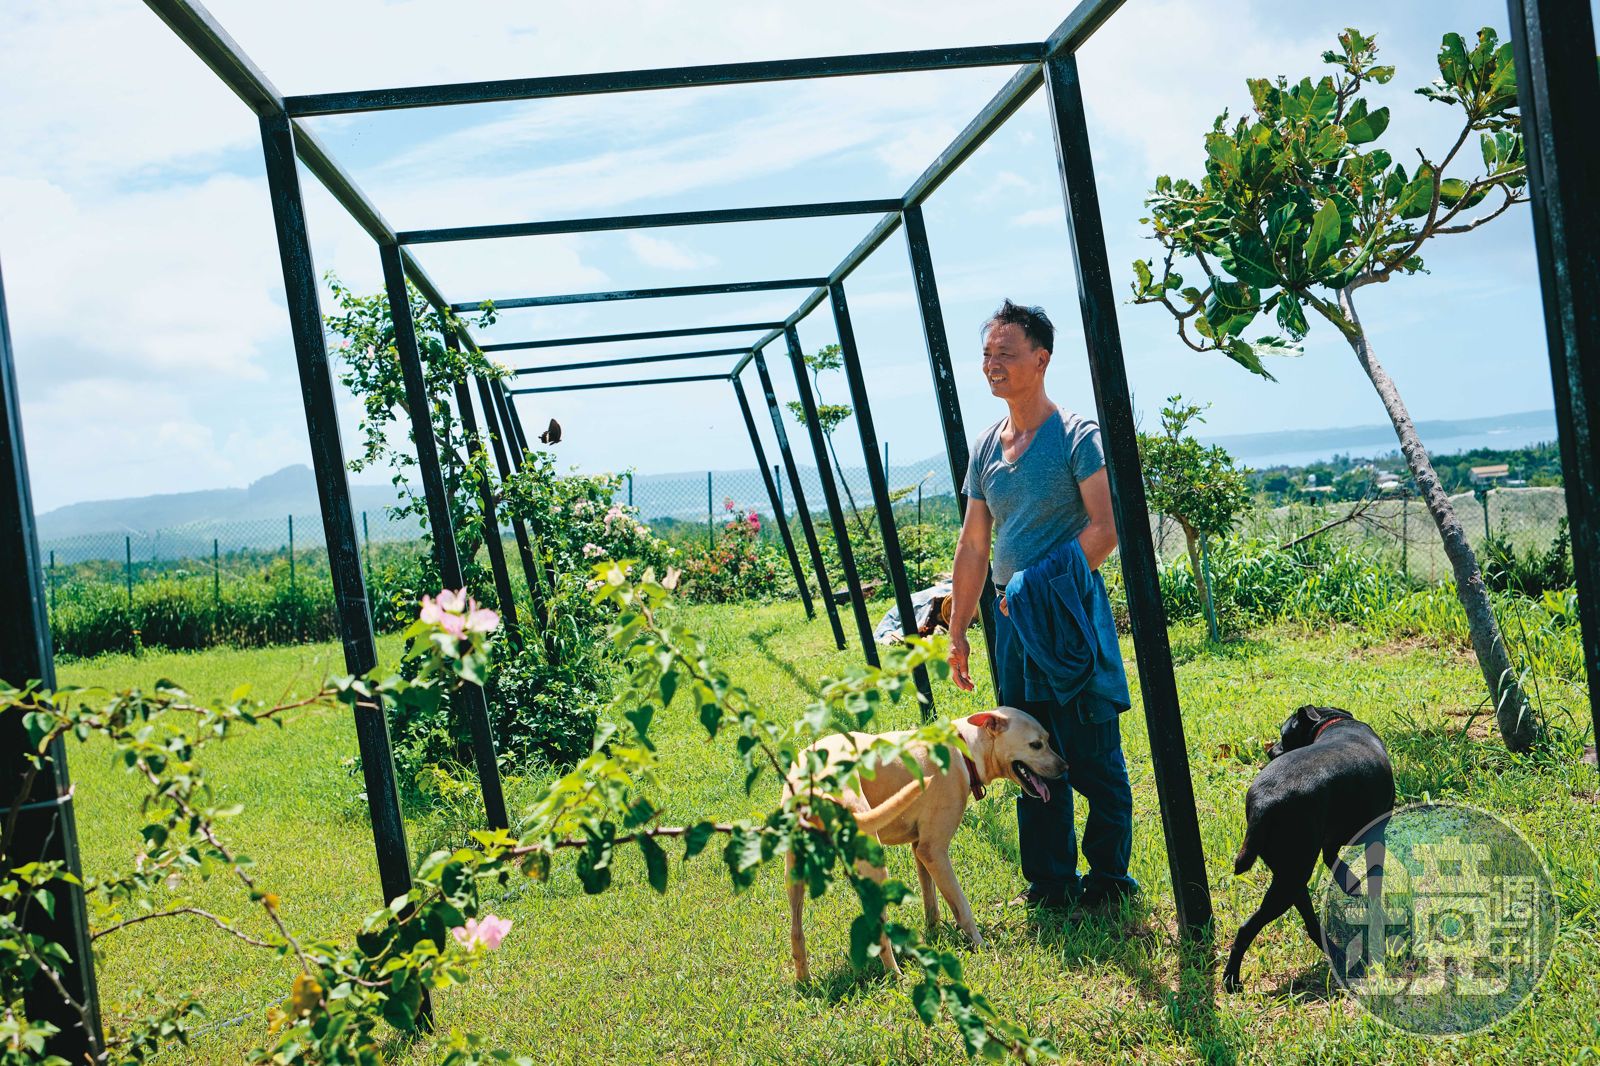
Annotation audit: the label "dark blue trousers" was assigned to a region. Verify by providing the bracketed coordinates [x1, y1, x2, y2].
[992, 605, 1138, 899]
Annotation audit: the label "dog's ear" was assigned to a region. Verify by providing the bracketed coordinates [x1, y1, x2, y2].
[968, 710, 1008, 734]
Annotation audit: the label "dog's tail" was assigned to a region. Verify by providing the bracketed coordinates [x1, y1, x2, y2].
[853, 775, 939, 836]
[1233, 836, 1257, 876]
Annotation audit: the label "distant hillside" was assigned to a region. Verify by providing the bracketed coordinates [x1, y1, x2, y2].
[1205, 409, 1557, 467]
[36, 465, 406, 540]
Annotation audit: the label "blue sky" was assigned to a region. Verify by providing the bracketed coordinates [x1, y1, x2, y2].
[2, 0, 1592, 512]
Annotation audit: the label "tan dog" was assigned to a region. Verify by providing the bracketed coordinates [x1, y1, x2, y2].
[783, 706, 1068, 981]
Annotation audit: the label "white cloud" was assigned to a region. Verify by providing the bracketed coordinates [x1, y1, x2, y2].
[1009, 207, 1060, 228]
[0, 0, 1558, 513]
[625, 233, 717, 272]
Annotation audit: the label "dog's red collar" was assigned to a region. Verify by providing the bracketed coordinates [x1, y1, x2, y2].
[1313, 716, 1354, 741]
[962, 752, 985, 801]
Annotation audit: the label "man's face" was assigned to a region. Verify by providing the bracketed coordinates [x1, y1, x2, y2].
[981, 322, 1049, 400]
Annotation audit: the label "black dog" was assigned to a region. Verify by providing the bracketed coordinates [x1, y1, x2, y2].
[1222, 704, 1394, 993]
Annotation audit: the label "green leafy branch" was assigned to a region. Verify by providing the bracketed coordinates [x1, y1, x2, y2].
[1131, 27, 1528, 376]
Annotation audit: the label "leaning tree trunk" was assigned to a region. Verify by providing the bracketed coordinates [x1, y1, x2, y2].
[1178, 518, 1217, 638]
[1337, 287, 1536, 751]
[824, 428, 873, 542]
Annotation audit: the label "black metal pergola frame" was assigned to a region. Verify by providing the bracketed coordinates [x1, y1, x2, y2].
[4, 0, 1598, 1057]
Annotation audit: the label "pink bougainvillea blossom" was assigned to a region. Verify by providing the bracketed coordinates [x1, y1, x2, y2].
[451, 914, 512, 951]
[466, 606, 499, 634]
[419, 595, 445, 626]
[437, 588, 467, 613]
[746, 512, 761, 532]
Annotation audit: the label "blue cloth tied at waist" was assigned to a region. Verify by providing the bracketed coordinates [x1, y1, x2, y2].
[1000, 537, 1130, 724]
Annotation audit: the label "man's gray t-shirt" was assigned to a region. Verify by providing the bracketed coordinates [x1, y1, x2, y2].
[962, 410, 1105, 586]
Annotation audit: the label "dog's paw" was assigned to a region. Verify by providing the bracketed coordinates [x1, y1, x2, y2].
[1221, 971, 1244, 994]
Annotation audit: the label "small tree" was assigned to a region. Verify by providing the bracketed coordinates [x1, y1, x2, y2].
[1132, 28, 1539, 749]
[323, 273, 503, 570]
[1138, 396, 1251, 639]
[785, 343, 871, 540]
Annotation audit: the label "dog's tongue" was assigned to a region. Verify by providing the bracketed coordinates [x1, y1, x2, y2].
[1034, 777, 1051, 804]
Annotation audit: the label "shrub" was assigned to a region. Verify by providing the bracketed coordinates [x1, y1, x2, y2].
[678, 506, 786, 603]
[1482, 519, 1573, 598]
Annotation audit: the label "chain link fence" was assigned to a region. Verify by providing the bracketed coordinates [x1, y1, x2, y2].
[1152, 485, 1572, 582]
[39, 457, 1574, 658]
[41, 510, 425, 610]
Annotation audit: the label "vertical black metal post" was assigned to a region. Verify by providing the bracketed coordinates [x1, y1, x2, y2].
[213, 538, 220, 610]
[1509, 0, 1600, 753]
[445, 334, 518, 633]
[48, 549, 56, 614]
[362, 511, 372, 577]
[379, 241, 508, 832]
[707, 470, 715, 548]
[754, 349, 846, 649]
[786, 326, 877, 665]
[773, 464, 783, 512]
[499, 382, 531, 455]
[476, 375, 554, 655]
[627, 472, 634, 508]
[257, 112, 417, 918]
[830, 283, 933, 712]
[124, 535, 132, 610]
[733, 376, 814, 617]
[902, 203, 1001, 694]
[1044, 54, 1211, 936]
[288, 513, 296, 595]
[0, 256, 104, 1061]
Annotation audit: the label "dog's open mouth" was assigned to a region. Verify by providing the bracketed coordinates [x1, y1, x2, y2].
[1012, 761, 1052, 803]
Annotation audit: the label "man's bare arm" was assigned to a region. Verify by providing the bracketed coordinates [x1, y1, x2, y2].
[1077, 467, 1118, 570]
[947, 497, 993, 692]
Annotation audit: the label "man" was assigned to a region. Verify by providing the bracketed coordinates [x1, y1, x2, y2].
[947, 300, 1138, 911]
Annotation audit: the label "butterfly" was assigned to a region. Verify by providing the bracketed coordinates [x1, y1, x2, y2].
[538, 418, 562, 445]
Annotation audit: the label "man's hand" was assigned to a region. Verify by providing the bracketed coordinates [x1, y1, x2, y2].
[947, 498, 992, 694]
[948, 629, 975, 692]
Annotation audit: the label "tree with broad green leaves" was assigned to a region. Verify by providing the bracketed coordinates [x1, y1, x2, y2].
[1132, 27, 1540, 750]
[1137, 396, 1251, 639]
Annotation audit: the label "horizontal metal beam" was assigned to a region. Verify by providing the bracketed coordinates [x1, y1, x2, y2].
[481, 322, 785, 353]
[144, 0, 281, 115]
[285, 44, 1047, 116]
[452, 278, 828, 312]
[398, 200, 903, 244]
[748, 0, 1123, 356]
[511, 347, 747, 375]
[510, 372, 727, 395]
[1045, 0, 1127, 59]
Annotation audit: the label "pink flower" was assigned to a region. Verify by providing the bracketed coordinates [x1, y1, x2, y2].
[439, 612, 466, 639]
[451, 914, 512, 951]
[583, 543, 604, 558]
[466, 606, 499, 634]
[419, 595, 444, 625]
[723, 497, 735, 512]
[436, 588, 467, 613]
[746, 512, 760, 531]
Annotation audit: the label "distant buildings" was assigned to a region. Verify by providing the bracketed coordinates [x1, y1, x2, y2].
[1471, 463, 1511, 486]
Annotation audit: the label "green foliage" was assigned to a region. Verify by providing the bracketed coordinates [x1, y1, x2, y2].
[1482, 518, 1574, 597]
[5, 572, 1059, 1064]
[323, 274, 504, 552]
[677, 505, 787, 604]
[46, 541, 442, 658]
[1137, 396, 1252, 540]
[784, 344, 854, 433]
[1133, 27, 1528, 368]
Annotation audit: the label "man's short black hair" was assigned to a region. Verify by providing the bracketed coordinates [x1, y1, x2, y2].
[982, 299, 1054, 353]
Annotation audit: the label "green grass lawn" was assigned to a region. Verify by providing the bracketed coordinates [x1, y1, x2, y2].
[57, 602, 1600, 1064]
